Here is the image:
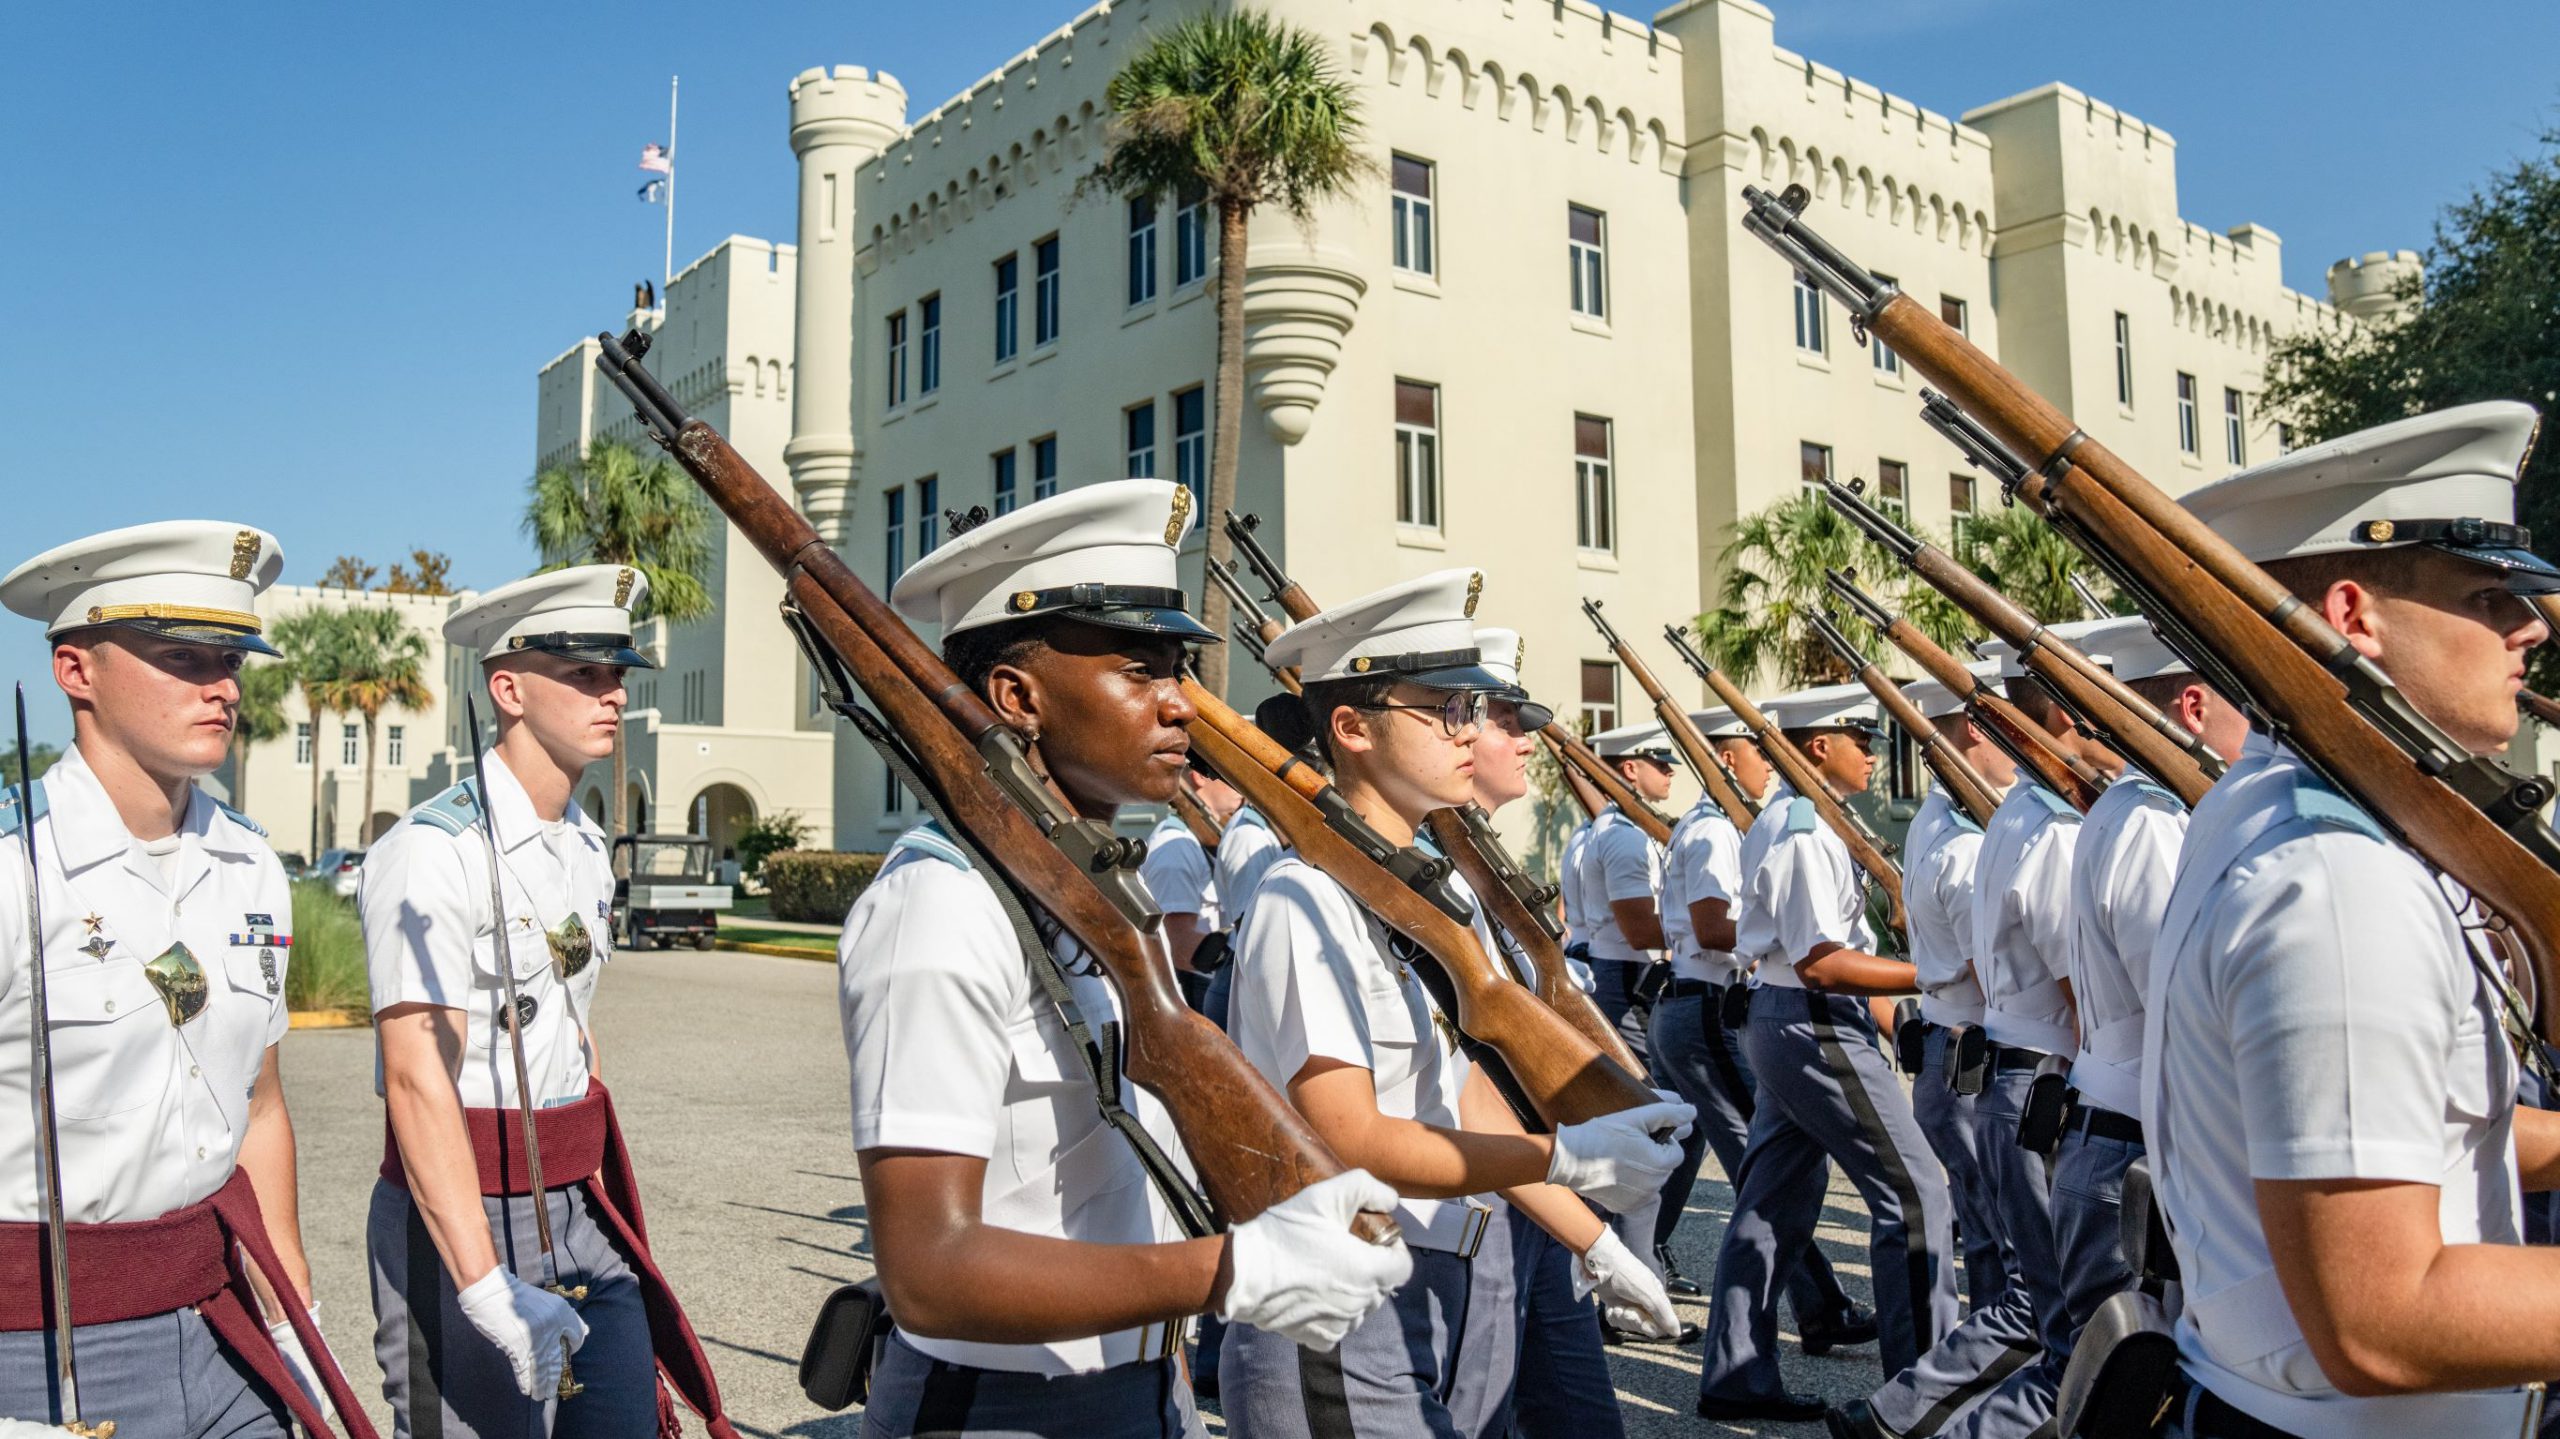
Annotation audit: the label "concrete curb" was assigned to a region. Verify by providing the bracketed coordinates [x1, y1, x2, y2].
[713, 939, 835, 962]
[289, 1010, 368, 1030]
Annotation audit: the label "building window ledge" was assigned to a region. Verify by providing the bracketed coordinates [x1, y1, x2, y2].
[1395, 524, 1448, 551]
[1575, 549, 1621, 571]
[1568, 313, 1613, 340]
[1795, 351, 1832, 374]
[911, 394, 940, 416]
[1121, 302, 1158, 329]
[1391, 271, 1442, 299]
[989, 360, 1019, 384]
[1028, 342, 1060, 367]
[1167, 285, 1208, 313]
[881, 405, 907, 428]
[1871, 368, 1907, 392]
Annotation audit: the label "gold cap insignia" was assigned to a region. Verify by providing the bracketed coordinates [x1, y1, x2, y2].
[230, 530, 261, 581]
[1463, 572, 1483, 619]
[1352, 656, 1374, 673]
[613, 567, 637, 607]
[1013, 590, 1040, 612]
[2365, 519, 2396, 542]
[1514, 635, 1528, 669]
[1165, 485, 1194, 545]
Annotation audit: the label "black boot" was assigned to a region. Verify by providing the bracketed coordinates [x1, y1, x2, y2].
[1654, 1242, 1703, 1298]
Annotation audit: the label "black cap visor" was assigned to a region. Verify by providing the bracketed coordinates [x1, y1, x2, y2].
[1403, 661, 1511, 694]
[496, 633, 658, 669]
[1074, 603, 1223, 644]
[2444, 543, 2560, 596]
[83, 617, 283, 658]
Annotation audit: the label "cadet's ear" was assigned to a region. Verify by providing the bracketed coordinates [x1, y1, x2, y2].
[52, 641, 101, 707]
[484, 664, 530, 721]
[2319, 578, 2388, 660]
[982, 657, 1044, 741]
[1327, 700, 1379, 758]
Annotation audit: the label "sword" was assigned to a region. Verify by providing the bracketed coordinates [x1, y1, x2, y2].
[15, 688, 109, 1437]
[461, 689, 584, 1401]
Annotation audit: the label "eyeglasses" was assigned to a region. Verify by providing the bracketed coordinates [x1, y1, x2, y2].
[1360, 690, 1487, 737]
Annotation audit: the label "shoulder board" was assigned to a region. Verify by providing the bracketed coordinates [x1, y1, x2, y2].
[1952, 809, 1985, 836]
[885, 820, 974, 872]
[2283, 770, 2387, 843]
[215, 800, 267, 838]
[0, 782, 47, 839]
[2029, 786, 2080, 819]
[1783, 796, 1820, 834]
[1413, 830, 1443, 859]
[2132, 779, 2182, 810]
[1229, 807, 1268, 832]
[410, 781, 482, 837]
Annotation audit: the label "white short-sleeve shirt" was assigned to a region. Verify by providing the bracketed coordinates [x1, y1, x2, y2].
[361, 752, 610, 1110]
[1558, 820, 1596, 944]
[1228, 856, 1484, 1250]
[1661, 801, 1745, 984]
[1139, 816, 1219, 930]
[1213, 808, 1286, 936]
[1971, 781, 2084, 1057]
[1902, 787, 1990, 1027]
[2145, 734, 2529, 1437]
[838, 824, 1191, 1376]
[1574, 808, 1663, 964]
[1736, 786, 1874, 989]
[2065, 773, 2187, 1116]
[0, 743, 292, 1224]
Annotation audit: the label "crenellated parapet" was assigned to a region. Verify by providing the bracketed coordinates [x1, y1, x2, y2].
[2327, 249, 2423, 324]
[1338, 9, 1685, 176]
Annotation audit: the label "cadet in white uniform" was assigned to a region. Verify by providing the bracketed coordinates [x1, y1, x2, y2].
[1141, 761, 1237, 1013]
[1696, 685, 1956, 1424]
[1650, 709, 1868, 1353]
[365, 565, 735, 1439]
[0, 523, 367, 1437]
[1856, 627, 2123, 1439]
[1224, 573, 1690, 1439]
[2150, 403, 2560, 1438]
[1575, 726, 1675, 1059]
[841, 482, 1409, 1439]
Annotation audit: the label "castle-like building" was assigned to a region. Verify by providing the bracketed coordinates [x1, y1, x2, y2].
[538, 0, 2419, 852]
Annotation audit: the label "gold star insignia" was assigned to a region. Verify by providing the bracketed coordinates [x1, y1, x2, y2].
[81, 913, 104, 936]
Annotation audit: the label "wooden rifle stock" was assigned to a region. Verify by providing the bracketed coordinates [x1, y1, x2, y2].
[1180, 682, 1656, 1125]
[1578, 599, 1756, 829]
[1744, 188, 2560, 1040]
[594, 335, 1386, 1237]
[1422, 808, 1642, 1074]
[1541, 728, 1675, 845]
[1544, 732, 1608, 821]
[2524, 688, 2560, 731]
[1169, 780, 1222, 853]
[1806, 612, 2001, 826]
[1664, 635, 1907, 934]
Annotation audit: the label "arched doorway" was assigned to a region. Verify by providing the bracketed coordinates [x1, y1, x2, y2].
[579, 786, 608, 823]
[624, 781, 652, 835]
[687, 782, 756, 861]
[363, 811, 401, 844]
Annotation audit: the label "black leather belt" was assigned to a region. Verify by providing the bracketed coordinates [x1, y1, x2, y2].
[1992, 1045, 2049, 1072]
[2190, 1386, 2306, 1439]
[1665, 978, 1721, 1000]
[2068, 1100, 2145, 1146]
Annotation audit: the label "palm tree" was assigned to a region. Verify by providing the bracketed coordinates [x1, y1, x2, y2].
[318, 607, 432, 843]
[524, 436, 716, 836]
[228, 660, 292, 814]
[1085, 9, 1371, 697]
[1957, 503, 2122, 625]
[1693, 490, 1977, 689]
[269, 608, 350, 858]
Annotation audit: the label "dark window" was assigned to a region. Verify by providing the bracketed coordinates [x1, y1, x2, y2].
[2224, 387, 2245, 464]
[1580, 660, 1619, 734]
[1878, 458, 1908, 515]
[2177, 372, 2200, 455]
[1800, 441, 1833, 488]
[1127, 196, 1158, 306]
[992, 449, 1018, 515]
[1871, 274, 1901, 374]
[1574, 415, 1614, 552]
[1794, 271, 1827, 353]
[884, 485, 906, 577]
[1395, 379, 1441, 527]
[884, 310, 908, 407]
[1175, 189, 1208, 287]
[2113, 312, 2133, 406]
[1174, 386, 1207, 511]
[918, 294, 941, 393]
[915, 476, 940, 557]
[1392, 156, 1435, 275]
[1033, 435, 1059, 500]
[994, 255, 1019, 363]
[1034, 235, 1062, 345]
[1126, 401, 1158, 478]
[1940, 295, 1968, 335]
[1569, 205, 1606, 319]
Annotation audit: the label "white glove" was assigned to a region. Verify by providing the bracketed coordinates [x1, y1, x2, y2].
[1572, 1227, 1681, 1339]
[1219, 1170, 1414, 1351]
[0, 1422, 84, 1438]
[1567, 957, 1596, 993]
[268, 1299, 333, 1419]
[457, 1265, 590, 1400]
[1547, 1100, 1693, 1213]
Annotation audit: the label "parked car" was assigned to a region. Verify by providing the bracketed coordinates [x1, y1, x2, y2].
[276, 852, 309, 880]
[313, 848, 365, 898]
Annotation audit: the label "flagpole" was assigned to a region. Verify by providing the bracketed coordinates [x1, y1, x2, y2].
[664, 75, 679, 287]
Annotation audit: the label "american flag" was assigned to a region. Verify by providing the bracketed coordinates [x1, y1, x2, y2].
[639, 143, 672, 175]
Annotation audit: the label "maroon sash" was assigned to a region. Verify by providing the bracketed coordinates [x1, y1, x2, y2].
[0, 1167, 381, 1438]
[382, 1079, 737, 1439]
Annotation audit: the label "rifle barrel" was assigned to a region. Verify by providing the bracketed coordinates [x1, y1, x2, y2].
[14, 687, 83, 1429]
[1577, 599, 1755, 829]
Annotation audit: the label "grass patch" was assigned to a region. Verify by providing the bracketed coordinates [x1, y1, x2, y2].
[288, 880, 371, 1018]
[711, 926, 837, 954]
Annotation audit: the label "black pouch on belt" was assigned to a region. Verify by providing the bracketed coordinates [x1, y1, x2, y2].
[2018, 1054, 2075, 1157]
[2054, 1290, 2183, 1439]
[1891, 998, 1926, 1077]
[1719, 980, 1754, 1028]
[1948, 1023, 1990, 1096]
[1633, 960, 1672, 1006]
[801, 1277, 897, 1410]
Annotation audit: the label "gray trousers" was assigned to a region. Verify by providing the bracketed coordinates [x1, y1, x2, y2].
[1697, 990, 1958, 1405]
[0, 1308, 286, 1439]
[1505, 1206, 1620, 1439]
[1222, 1206, 1518, 1439]
[1647, 988, 1857, 1325]
[366, 1178, 657, 1439]
[860, 1334, 1203, 1439]
[1913, 1024, 2011, 1313]
[1866, 1063, 2062, 1438]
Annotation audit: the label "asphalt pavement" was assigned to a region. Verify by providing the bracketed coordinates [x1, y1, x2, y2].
[284, 949, 1894, 1438]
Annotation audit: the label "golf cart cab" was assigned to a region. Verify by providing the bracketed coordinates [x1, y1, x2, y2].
[611, 833, 732, 951]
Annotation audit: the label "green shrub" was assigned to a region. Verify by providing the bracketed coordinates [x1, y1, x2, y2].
[734, 811, 814, 883]
[764, 850, 885, 924]
[288, 880, 371, 1016]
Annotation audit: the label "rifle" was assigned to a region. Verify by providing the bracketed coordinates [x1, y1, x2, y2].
[1208, 556, 1300, 694]
[2069, 573, 2113, 623]
[1545, 734, 1608, 821]
[1805, 609, 2001, 826]
[2524, 688, 2560, 731]
[1660, 626, 1907, 935]
[1168, 778, 1222, 853]
[1579, 599, 1757, 830]
[1822, 478, 2220, 806]
[1826, 568, 2105, 811]
[593, 330, 1390, 1240]
[1541, 726, 1676, 845]
[14, 687, 103, 1439]
[1224, 512, 1320, 624]
[1424, 806, 1642, 1074]
[1746, 182, 2560, 1039]
[1181, 683, 1657, 1125]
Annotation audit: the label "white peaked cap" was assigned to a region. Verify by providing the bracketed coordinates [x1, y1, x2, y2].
[1266, 569, 1503, 689]
[1762, 681, 1881, 733]
[2180, 401, 2558, 593]
[2, 520, 286, 656]
[1689, 707, 1752, 739]
[2080, 616, 2189, 684]
[1902, 659, 1999, 720]
[1474, 627, 1527, 691]
[1591, 719, 1676, 761]
[1979, 617, 2117, 682]
[447, 564, 658, 668]
[889, 479, 1218, 640]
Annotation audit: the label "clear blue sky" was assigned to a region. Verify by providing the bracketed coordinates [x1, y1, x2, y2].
[6, 0, 2553, 747]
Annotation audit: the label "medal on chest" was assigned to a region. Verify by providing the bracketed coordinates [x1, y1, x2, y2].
[77, 911, 111, 961]
[144, 942, 210, 1026]
[547, 912, 594, 979]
